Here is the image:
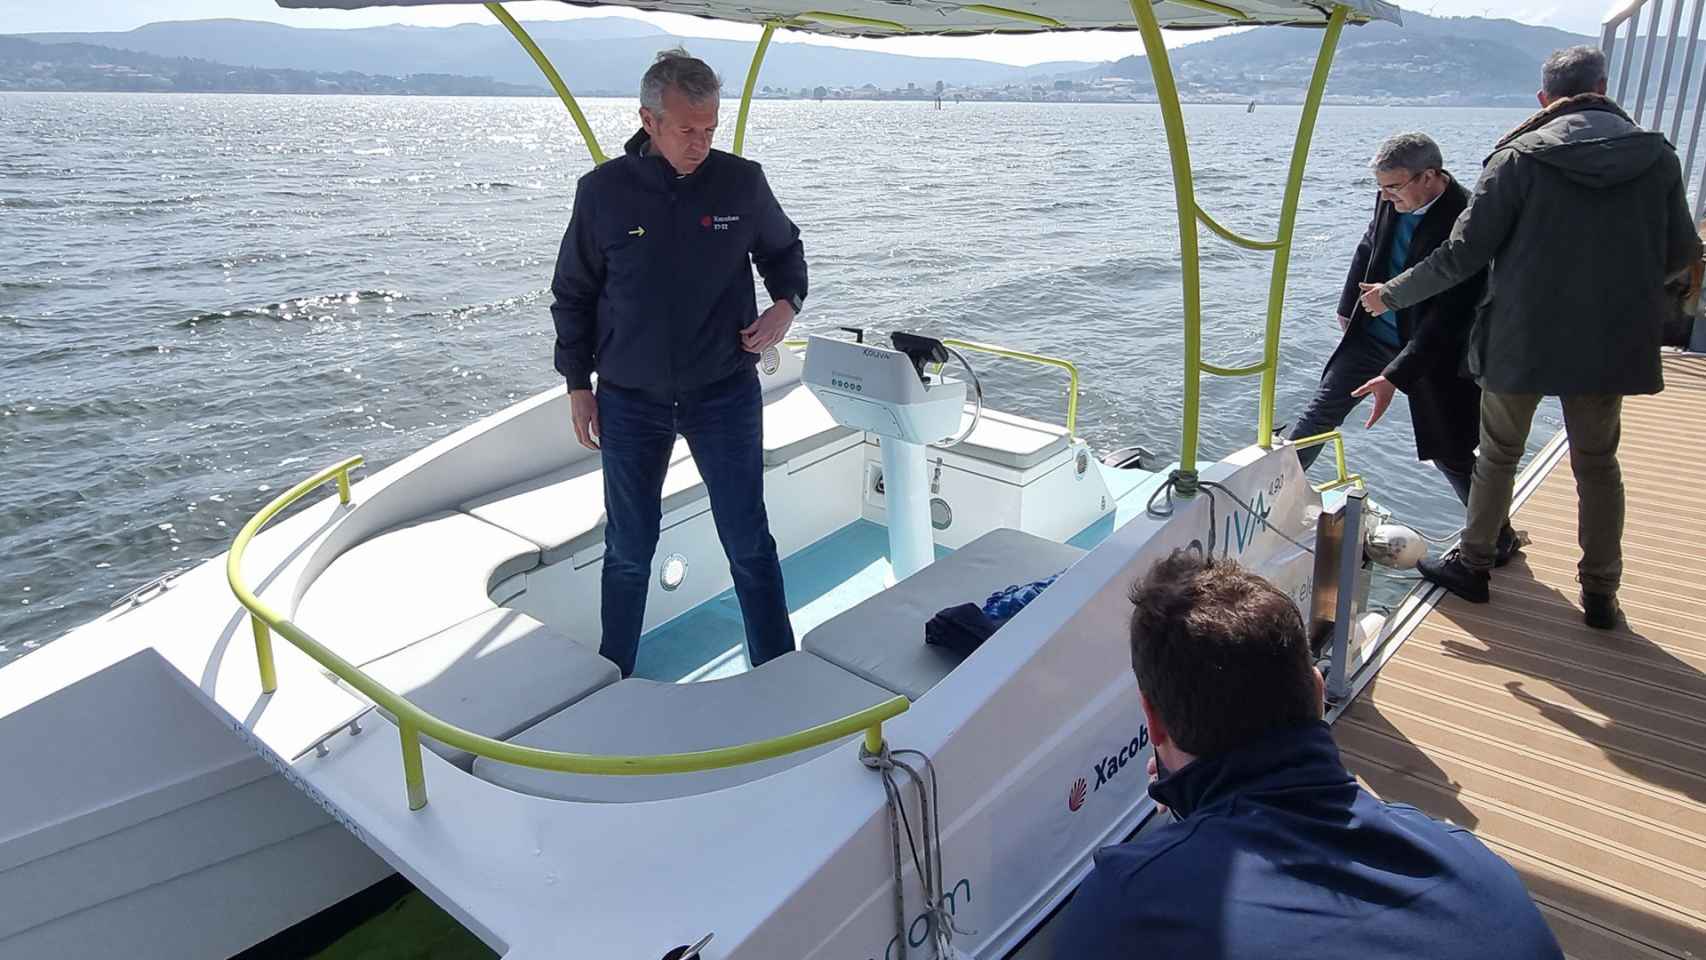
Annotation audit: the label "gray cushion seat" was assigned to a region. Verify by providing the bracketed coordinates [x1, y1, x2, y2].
[472, 651, 895, 802]
[463, 387, 852, 566]
[364, 608, 619, 770]
[802, 528, 1085, 700]
[932, 407, 1071, 470]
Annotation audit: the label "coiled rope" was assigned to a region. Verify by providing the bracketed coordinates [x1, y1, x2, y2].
[861, 741, 971, 959]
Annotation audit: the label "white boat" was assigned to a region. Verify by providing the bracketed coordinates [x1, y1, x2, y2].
[0, 1, 1414, 958]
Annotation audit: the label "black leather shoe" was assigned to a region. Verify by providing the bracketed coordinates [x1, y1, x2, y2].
[1419, 550, 1490, 603]
[1494, 526, 1523, 568]
[1582, 592, 1621, 630]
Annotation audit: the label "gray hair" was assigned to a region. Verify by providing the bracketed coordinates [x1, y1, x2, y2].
[640, 48, 721, 115]
[1542, 45, 1608, 99]
[1371, 132, 1443, 175]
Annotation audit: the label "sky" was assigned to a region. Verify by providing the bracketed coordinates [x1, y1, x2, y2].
[4, 0, 1613, 65]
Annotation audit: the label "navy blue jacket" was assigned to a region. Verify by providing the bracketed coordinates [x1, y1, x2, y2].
[1058, 722, 1562, 959]
[550, 129, 807, 393]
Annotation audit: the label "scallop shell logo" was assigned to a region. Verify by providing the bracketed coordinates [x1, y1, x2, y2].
[760, 346, 781, 376]
[1068, 777, 1088, 812]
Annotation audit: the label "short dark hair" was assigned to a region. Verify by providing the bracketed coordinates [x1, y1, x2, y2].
[1127, 551, 1321, 757]
[1542, 45, 1607, 99]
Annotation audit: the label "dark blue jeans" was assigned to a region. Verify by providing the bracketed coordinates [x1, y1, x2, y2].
[1289, 328, 1475, 507]
[595, 367, 794, 677]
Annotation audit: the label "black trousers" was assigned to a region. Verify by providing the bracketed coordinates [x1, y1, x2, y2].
[1289, 328, 1475, 507]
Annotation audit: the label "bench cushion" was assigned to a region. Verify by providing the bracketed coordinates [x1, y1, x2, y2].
[934, 408, 1070, 471]
[463, 440, 704, 567]
[293, 511, 541, 668]
[763, 383, 857, 467]
[364, 609, 618, 770]
[802, 528, 1084, 700]
[472, 651, 894, 803]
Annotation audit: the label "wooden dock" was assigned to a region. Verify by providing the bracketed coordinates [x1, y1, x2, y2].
[1338, 355, 1706, 959]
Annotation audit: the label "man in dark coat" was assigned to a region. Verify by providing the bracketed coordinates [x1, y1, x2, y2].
[1360, 46, 1702, 628]
[1291, 133, 1513, 560]
[1056, 551, 1562, 960]
[551, 49, 807, 675]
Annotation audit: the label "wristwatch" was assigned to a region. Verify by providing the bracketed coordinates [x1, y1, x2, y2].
[786, 293, 804, 315]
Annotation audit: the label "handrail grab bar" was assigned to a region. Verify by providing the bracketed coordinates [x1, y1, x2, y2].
[228, 459, 908, 811]
[1288, 428, 1365, 493]
[940, 338, 1081, 436]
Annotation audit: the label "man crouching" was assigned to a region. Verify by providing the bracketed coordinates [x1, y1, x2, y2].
[1057, 551, 1562, 959]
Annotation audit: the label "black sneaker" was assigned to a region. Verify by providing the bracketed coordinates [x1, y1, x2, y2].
[1419, 550, 1491, 604]
[1494, 526, 1524, 568]
[1582, 592, 1621, 630]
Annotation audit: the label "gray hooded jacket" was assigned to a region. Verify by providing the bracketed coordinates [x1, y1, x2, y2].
[1383, 96, 1702, 396]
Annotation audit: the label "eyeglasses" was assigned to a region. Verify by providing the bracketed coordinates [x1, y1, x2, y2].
[1377, 170, 1427, 196]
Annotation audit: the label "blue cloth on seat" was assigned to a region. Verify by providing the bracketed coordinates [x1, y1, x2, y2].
[982, 573, 1060, 624]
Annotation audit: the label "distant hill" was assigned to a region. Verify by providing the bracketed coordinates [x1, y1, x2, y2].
[1099, 12, 1597, 105]
[0, 35, 545, 96]
[5, 13, 1653, 105]
[14, 18, 1095, 93]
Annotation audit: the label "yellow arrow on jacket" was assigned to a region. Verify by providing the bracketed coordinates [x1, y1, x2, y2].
[628, 226, 645, 237]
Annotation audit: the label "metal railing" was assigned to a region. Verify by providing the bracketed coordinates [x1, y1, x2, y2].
[940, 338, 1082, 437]
[227, 458, 908, 811]
[1288, 429, 1366, 493]
[1603, 0, 1706, 218]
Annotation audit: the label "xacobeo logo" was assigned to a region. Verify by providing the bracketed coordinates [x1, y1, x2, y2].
[1068, 726, 1149, 812]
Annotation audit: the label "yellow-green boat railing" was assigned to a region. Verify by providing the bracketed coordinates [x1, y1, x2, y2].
[1130, 0, 1352, 495]
[228, 457, 908, 811]
[941, 338, 1082, 437]
[1289, 429, 1366, 493]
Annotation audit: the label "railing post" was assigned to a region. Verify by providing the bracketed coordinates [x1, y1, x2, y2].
[336, 468, 352, 505]
[864, 723, 884, 755]
[1129, 0, 1204, 494]
[1327, 488, 1366, 703]
[485, 2, 609, 165]
[1258, 5, 1348, 450]
[733, 23, 778, 157]
[400, 720, 429, 811]
[252, 616, 277, 694]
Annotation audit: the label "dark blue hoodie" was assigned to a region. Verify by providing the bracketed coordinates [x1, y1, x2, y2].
[549, 129, 807, 394]
[1057, 722, 1563, 959]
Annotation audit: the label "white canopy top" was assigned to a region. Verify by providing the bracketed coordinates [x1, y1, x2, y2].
[274, 0, 1402, 38]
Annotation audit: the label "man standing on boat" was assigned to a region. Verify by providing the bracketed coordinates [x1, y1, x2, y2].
[551, 49, 808, 676]
[1358, 46, 1702, 628]
[1289, 133, 1517, 563]
[1057, 552, 1564, 959]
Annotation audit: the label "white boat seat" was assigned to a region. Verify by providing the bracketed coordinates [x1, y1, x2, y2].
[363, 609, 619, 771]
[463, 387, 852, 566]
[293, 511, 541, 668]
[802, 528, 1084, 700]
[932, 407, 1071, 471]
[762, 382, 857, 467]
[472, 651, 894, 803]
[463, 439, 704, 567]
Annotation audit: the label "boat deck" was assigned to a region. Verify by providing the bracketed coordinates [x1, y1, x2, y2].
[1339, 355, 1706, 959]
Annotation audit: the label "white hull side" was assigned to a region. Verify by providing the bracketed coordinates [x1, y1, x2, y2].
[0, 650, 389, 960]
